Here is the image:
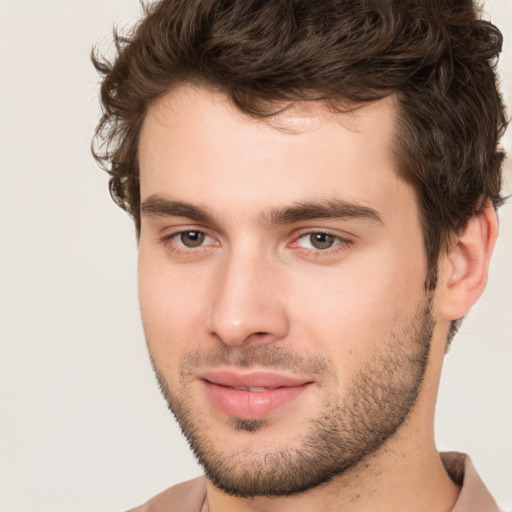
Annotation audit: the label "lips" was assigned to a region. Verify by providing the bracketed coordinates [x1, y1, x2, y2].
[199, 369, 314, 420]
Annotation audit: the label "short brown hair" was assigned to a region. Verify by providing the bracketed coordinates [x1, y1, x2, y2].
[92, 0, 507, 289]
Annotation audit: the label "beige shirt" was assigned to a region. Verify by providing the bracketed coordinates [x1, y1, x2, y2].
[128, 452, 501, 512]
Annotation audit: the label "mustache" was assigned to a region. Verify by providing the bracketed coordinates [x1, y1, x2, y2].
[178, 344, 331, 378]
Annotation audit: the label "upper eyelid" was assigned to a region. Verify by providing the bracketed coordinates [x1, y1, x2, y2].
[158, 218, 231, 241]
[293, 228, 356, 241]
[160, 225, 215, 239]
[162, 229, 214, 241]
[293, 233, 353, 247]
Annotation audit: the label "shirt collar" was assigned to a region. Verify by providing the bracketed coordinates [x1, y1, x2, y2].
[441, 452, 500, 512]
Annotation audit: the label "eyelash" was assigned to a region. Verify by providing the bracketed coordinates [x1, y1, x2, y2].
[290, 230, 354, 254]
[159, 230, 217, 256]
[159, 229, 354, 257]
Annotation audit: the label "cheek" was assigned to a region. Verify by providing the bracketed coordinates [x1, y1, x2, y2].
[137, 250, 209, 362]
[289, 246, 427, 360]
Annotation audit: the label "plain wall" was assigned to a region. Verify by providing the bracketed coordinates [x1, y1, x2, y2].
[0, 1, 510, 511]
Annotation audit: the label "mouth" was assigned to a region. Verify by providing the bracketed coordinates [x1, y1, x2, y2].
[198, 369, 315, 420]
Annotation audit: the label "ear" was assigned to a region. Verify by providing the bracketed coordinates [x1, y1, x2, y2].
[437, 203, 499, 321]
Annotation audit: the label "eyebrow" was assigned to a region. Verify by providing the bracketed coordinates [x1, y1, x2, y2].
[263, 199, 383, 225]
[140, 195, 383, 226]
[141, 195, 215, 224]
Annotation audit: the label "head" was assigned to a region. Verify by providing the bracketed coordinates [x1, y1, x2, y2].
[93, 0, 506, 292]
[93, 0, 507, 499]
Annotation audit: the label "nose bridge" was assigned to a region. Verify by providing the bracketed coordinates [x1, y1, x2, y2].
[207, 242, 289, 346]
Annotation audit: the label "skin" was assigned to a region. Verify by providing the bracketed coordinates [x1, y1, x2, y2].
[137, 85, 497, 512]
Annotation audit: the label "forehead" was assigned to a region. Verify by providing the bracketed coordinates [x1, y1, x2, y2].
[143, 84, 398, 142]
[138, 85, 413, 225]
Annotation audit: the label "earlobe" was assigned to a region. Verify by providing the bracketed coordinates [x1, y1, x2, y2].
[437, 203, 499, 321]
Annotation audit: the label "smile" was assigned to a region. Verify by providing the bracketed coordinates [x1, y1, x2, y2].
[199, 369, 315, 420]
[232, 386, 272, 392]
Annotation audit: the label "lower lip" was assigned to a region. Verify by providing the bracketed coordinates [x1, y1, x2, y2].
[201, 381, 312, 420]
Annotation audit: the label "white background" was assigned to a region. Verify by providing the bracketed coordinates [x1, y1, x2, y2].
[0, 1, 511, 511]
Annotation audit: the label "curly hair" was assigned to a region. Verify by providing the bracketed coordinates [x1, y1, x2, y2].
[92, 0, 507, 295]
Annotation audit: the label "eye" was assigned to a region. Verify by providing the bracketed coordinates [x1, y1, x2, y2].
[177, 230, 206, 248]
[159, 228, 218, 257]
[295, 232, 346, 251]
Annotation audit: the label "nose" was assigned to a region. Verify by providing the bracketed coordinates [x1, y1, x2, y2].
[207, 250, 290, 347]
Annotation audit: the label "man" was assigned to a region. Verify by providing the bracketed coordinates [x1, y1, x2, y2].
[92, 0, 507, 510]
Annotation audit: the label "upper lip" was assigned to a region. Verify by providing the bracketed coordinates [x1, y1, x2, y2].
[199, 368, 314, 389]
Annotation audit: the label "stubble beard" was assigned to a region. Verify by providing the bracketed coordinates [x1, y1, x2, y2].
[149, 293, 434, 498]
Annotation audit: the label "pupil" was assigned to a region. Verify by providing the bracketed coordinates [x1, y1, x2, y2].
[181, 231, 205, 247]
[311, 233, 334, 250]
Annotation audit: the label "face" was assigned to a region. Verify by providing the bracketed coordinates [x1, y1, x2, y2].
[137, 86, 434, 497]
